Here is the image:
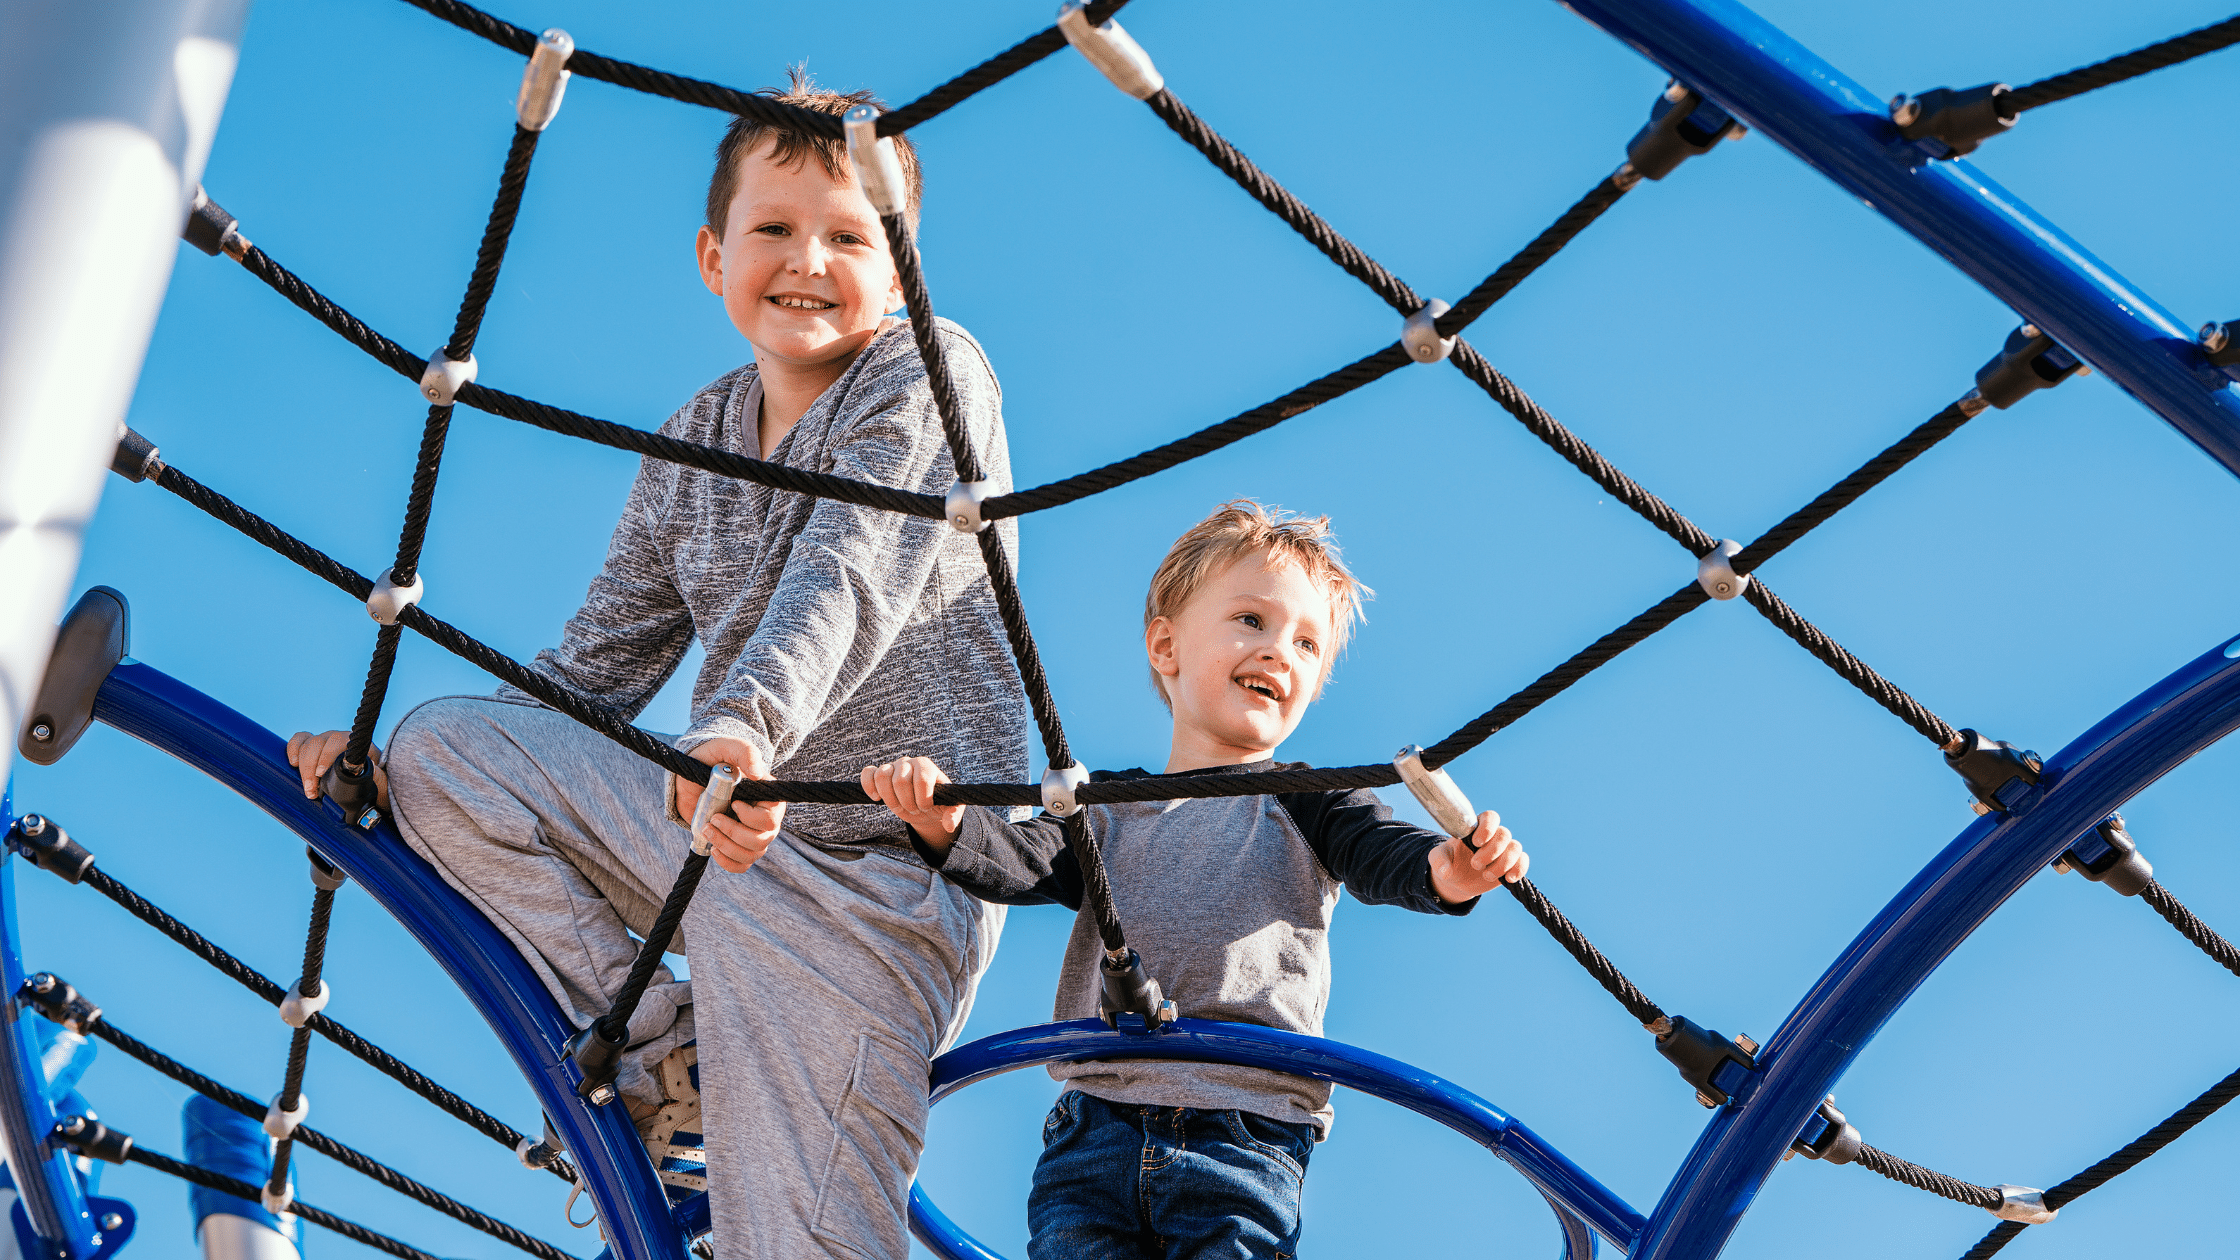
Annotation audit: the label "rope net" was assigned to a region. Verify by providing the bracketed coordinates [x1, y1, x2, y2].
[22, 1, 2240, 1256]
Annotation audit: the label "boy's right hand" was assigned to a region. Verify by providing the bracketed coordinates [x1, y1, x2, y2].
[860, 757, 963, 853]
[285, 730, 389, 810]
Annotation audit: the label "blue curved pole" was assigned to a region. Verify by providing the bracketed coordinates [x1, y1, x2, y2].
[87, 662, 687, 1260]
[1632, 631, 2240, 1258]
[914, 1018, 1641, 1257]
[0, 791, 103, 1260]
[1563, 0, 2240, 481]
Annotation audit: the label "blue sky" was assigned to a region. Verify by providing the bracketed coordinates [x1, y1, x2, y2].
[14, 0, 2240, 1256]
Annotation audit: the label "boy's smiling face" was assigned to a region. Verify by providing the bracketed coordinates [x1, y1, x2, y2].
[1149, 549, 1337, 771]
[695, 135, 903, 371]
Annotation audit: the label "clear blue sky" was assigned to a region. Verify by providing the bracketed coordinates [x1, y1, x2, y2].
[16, 0, 2240, 1257]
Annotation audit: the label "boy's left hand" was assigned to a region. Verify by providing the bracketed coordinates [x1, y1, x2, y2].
[1429, 810, 1528, 905]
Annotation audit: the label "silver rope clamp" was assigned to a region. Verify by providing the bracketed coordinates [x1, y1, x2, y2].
[366, 566, 425, 626]
[1393, 745, 1477, 840]
[1042, 762, 1090, 817]
[260, 1184, 295, 1218]
[420, 348, 478, 405]
[279, 978, 331, 1029]
[844, 105, 910, 218]
[945, 480, 992, 533]
[1056, 2, 1164, 100]
[515, 29, 574, 131]
[263, 1092, 309, 1140]
[1990, 1185, 2057, 1225]
[688, 762, 742, 857]
[1403, 299, 1455, 364]
[1696, 540, 1749, 600]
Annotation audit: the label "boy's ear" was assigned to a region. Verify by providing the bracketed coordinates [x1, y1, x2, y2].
[695, 224, 725, 297]
[1145, 616, 1181, 680]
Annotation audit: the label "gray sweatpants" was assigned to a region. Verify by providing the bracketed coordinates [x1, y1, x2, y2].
[385, 695, 1003, 1259]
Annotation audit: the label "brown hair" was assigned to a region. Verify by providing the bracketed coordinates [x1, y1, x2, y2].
[704, 66, 924, 234]
[1143, 501, 1372, 708]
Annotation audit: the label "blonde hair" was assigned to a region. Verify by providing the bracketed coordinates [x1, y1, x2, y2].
[1144, 501, 1371, 707]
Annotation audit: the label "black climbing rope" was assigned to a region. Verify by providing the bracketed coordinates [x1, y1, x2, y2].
[2006, 14, 2240, 112]
[1853, 1143, 2004, 1211]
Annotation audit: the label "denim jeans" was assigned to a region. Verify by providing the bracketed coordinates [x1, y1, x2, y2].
[1027, 1090, 1316, 1260]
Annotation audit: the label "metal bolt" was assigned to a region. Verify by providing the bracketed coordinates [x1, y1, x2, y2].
[19, 815, 45, 837]
[1735, 1033, 1759, 1056]
[1890, 95, 1920, 126]
[1663, 80, 1689, 103]
[2018, 324, 2040, 339]
[99, 1214, 122, 1231]
[589, 1084, 615, 1106]
[58, 1116, 84, 1136]
[29, 723, 52, 742]
[1695, 1090, 1718, 1108]
[2204, 322, 2232, 354]
[30, 973, 55, 993]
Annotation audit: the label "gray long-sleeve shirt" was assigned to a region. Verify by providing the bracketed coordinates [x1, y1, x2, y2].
[932, 764, 1477, 1135]
[506, 318, 1031, 843]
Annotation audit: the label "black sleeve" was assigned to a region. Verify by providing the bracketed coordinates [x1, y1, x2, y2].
[1276, 787, 1477, 916]
[926, 806, 1086, 910]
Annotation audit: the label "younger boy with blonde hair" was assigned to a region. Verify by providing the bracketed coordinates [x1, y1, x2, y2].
[863, 500, 1528, 1259]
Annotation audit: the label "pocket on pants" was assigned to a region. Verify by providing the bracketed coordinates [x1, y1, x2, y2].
[811, 1030, 931, 1259]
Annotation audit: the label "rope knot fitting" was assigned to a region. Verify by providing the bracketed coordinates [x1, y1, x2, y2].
[1041, 762, 1090, 818]
[183, 185, 249, 259]
[1890, 84, 2015, 159]
[1393, 745, 1476, 841]
[260, 1184, 296, 1218]
[307, 845, 348, 892]
[844, 105, 910, 219]
[1619, 81, 1743, 188]
[279, 977, 332, 1029]
[1056, 1, 1163, 100]
[367, 566, 424, 627]
[687, 762, 742, 857]
[321, 756, 383, 830]
[419, 348, 477, 406]
[1974, 323, 2084, 409]
[2054, 813, 2153, 897]
[1786, 1095, 1862, 1164]
[1402, 300, 1455, 364]
[263, 1091, 310, 1140]
[565, 1022, 629, 1106]
[18, 971, 101, 1034]
[1098, 947, 1177, 1030]
[515, 29, 574, 131]
[52, 1115, 132, 1165]
[945, 480, 993, 533]
[1990, 1185, 2057, 1225]
[111, 423, 165, 484]
[1653, 1015, 1758, 1108]
[1696, 539, 1750, 601]
[10, 813, 95, 885]
[1944, 729, 2042, 815]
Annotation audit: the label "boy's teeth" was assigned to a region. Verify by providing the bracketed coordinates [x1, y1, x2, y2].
[772, 295, 835, 309]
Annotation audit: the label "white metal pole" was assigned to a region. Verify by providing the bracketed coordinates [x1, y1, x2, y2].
[0, 0, 254, 787]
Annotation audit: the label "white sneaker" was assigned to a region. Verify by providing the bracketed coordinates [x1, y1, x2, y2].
[631, 1042, 705, 1199]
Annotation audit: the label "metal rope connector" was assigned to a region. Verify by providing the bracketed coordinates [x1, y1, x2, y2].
[322, 756, 382, 830]
[1786, 1095, 1862, 1164]
[279, 977, 332, 1029]
[367, 566, 425, 626]
[2199, 320, 2240, 384]
[260, 1184, 296, 1218]
[20, 972, 101, 1034]
[2053, 814, 2154, 897]
[1696, 539, 1749, 601]
[10, 814, 94, 885]
[1616, 82, 1743, 189]
[515, 29, 574, 132]
[111, 424, 165, 483]
[1990, 1185, 2058, 1225]
[307, 846, 347, 892]
[1974, 323, 2084, 409]
[844, 105, 910, 219]
[1944, 728, 2042, 815]
[1890, 84, 2015, 159]
[1393, 745, 1475, 841]
[564, 1023, 628, 1106]
[945, 480, 993, 533]
[516, 1132, 562, 1171]
[420, 348, 478, 406]
[687, 762, 742, 857]
[183, 185, 250, 259]
[263, 1091, 310, 1140]
[1402, 300, 1455, 364]
[1042, 762, 1091, 818]
[53, 1115, 132, 1165]
[1098, 947, 1177, 1030]
[1056, 2, 1164, 100]
[1654, 1015, 1759, 1107]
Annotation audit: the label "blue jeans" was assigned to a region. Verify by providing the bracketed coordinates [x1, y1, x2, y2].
[1028, 1090, 1316, 1260]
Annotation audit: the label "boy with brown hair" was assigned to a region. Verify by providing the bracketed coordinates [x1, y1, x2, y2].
[862, 500, 1529, 1259]
[291, 69, 1027, 1259]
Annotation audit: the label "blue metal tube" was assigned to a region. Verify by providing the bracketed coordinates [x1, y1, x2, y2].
[917, 1018, 1643, 1256]
[0, 791, 102, 1259]
[1564, 0, 2240, 480]
[1630, 631, 2240, 1258]
[88, 662, 686, 1260]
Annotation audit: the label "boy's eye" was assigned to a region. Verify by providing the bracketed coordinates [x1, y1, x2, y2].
[1237, 613, 1261, 630]
[754, 223, 788, 237]
[832, 232, 864, 246]
[1297, 638, 1318, 655]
